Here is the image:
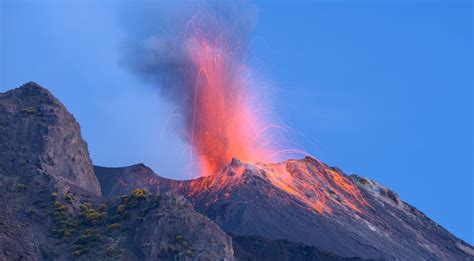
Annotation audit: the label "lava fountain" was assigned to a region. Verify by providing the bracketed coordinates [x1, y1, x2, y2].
[124, 1, 369, 214]
[124, 1, 281, 177]
[185, 35, 275, 175]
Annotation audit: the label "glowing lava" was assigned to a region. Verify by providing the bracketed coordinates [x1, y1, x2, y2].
[186, 35, 274, 176]
[178, 157, 370, 215]
[125, 2, 371, 216]
[181, 30, 370, 215]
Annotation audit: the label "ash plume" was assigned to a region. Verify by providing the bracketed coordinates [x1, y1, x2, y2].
[122, 1, 273, 176]
[122, 0, 256, 103]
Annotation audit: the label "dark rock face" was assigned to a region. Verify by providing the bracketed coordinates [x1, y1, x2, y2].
[3, 81, 472, 260]
[0, 82, 234, 261]
[231, 234, 364, 261]
[94, 164, 176, 196]
[0, 82, 102, 260]
[0, 82, 101, 195]
[95, 159, 474, 260]
[42, 190, 234, 260]
[120, 192, 233, 260]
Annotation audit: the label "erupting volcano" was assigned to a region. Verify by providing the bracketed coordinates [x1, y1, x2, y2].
[125, 1, 373, 215]
[1, 0, 472, 260]
[126, 1, 283, 177]
[187, 36, 274, 176]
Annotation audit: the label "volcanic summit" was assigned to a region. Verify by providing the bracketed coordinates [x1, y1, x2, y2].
[95, 155, 474, 260]
[1, 83, 473, 260]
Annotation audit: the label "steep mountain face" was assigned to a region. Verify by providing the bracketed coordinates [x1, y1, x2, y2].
[0, 82, 101, 260]
[0, 82, 234, 261]
[0, 82, 101, 195]
[95, 158, 474, 260]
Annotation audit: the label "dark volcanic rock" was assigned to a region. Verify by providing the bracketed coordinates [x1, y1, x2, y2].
[95, 159, 474, 260]
[0, 82, 234, 261]
[94, 164, 176, 196]
[231, 234, 366, 261]
[117, 192, 233, 260]
[0, 82, 102, 260]
[0, 82, 101, 195]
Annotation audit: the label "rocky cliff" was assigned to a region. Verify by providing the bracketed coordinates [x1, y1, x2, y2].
[0, 82, 101, 195]
[0, 82, 234, 260]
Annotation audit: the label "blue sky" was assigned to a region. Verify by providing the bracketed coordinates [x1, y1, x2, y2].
[1, 0, 472, 243]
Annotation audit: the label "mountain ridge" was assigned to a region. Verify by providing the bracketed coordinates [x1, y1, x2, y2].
[0, 82, 234, 260]
[1, 82, 472, 260]
[95, 158, 474, 260]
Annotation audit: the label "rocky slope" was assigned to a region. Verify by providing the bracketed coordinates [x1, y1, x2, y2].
[95, 159, 474, 260]
[0, 82, 101, 195]
[0, 82, 234, 260]
[230, 234, 362, 261]
[2, 82, 472, 260]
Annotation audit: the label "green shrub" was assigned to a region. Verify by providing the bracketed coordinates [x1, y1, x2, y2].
[63, 230, 73, 239]
[53, 212, 67, 221]
[185, 249, 193, 257]
[182, 241, 189, 248]
[65, 193, 74, 201]
[67, 220, 79, 229]
[72, 244, 87, 251]
[20, 107, 37, 114]
[81, 202, 91, 211]
[86, 210, 100, 225]
[75, 229, 99, 245]
[51, 228, 65, 237]
[107, 223, 121, 230]
[53, 201, 62, 208]
[107, 245, 118, 256]
[51, 192, 59, 198]
[116, 205, 126, 215]
[131, 188, 147, 200]
[120, 196, 129, 204]
[98, 204, 108, 212]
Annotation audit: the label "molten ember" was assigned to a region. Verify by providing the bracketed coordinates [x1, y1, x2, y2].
[185, 35, 274, 176]
[168, 19, 370, 215]
[178, 157, 370, 215]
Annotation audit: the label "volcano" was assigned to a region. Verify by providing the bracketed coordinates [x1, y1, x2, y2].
[95, 158, 474, 260]
[1, 83, 473, 260]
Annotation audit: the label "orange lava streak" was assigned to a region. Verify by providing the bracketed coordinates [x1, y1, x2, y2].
[187, 36, 272, 176]
[262, 159, 368, 214]
[180, 29, 369, 216]
[182, 158, 370, 215]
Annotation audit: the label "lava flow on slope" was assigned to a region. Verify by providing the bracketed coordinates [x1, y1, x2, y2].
[173, 9, 370, 215]
[176, 157, 370, 215]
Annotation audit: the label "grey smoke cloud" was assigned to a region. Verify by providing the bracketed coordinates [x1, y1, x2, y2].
[121, 0, 256, 106]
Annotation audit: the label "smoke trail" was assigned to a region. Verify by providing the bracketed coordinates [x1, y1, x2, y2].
[123, 0, 255, 102]
[122, 1, 280, 176]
